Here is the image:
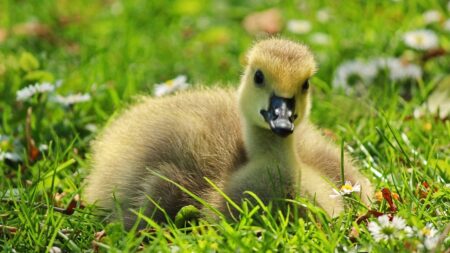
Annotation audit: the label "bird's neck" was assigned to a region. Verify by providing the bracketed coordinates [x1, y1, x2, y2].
[242, 122, 299, 170]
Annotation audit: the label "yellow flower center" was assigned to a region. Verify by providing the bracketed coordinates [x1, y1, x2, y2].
[375, 191, 383, 201]
[165, 80, 174, 87]
[414, 35, 425, 46]
[423, 122, 432, 131]
[0, 140, 10, 150]
[421, 227, 431, 236]
[341, 184, 353, 191]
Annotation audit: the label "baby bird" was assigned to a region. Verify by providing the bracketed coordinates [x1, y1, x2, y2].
[84, 38, 373, 228]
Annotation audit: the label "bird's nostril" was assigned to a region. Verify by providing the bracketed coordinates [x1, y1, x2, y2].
[274, 108, 281, 115]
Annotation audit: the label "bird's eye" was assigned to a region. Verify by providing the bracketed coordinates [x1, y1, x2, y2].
[254, 69, 264, 87]
[302, 79, 310, 91]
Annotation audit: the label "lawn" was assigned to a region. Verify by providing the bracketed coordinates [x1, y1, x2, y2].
[1, 0, 449, 252]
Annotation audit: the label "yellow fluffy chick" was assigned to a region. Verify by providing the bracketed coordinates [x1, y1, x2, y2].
[84, 38, 373, 228]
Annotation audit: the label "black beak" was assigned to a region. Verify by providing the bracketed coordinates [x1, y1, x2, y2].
[260, 94, 298, 137]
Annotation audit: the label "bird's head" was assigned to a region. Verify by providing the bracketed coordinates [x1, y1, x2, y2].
[238, 38, 317, 137]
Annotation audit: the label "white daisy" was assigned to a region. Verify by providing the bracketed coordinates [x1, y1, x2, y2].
[332, 60, 378, 91]
[413, 78, 450, 120]
[329, 181, 361, 198]
[16, 82, 56, 101]
[0, 151, 21, 162]
[424, 236, 440, 250]
[420, 223, 438, 238]
[49, 246, 62, 253]
[53, 93, 91, 106]
[170, 245, 180, 253]
[286, 19, 312, 34]
[423, 10, 442, 24]
[316, 9, 330, 23]
[38, 144, 48, 152]
[404, 225, 414, 237]
[391, 216, 407, 230]
[333, 56, 423, 90]
[444, 19, 450, 32]
[374, 57, 422, 81]
[154, 75, 190, 97]
[403, 29, 439, 50]
[0, 135, 23, 162]
[419, 223, 439, 250]
[309, 32, 331, 45]
[368, 215, 411, 242]
[84, 123, 98, 133]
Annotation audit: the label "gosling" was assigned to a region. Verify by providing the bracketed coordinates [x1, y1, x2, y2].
[84, 38, 373, 228]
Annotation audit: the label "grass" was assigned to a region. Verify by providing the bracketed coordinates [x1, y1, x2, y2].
[1, 0, 450, 252]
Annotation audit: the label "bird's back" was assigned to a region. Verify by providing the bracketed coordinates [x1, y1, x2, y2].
[84, 88, 246, 216]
